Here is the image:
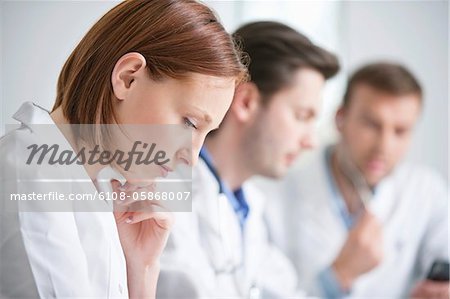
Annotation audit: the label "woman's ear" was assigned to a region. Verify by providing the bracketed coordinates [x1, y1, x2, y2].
[335, 106, 345, 132]
[111, 52, 147, 101]
[231, 82, 261, 123]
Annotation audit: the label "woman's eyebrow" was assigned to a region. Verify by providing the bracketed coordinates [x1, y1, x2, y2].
[190, 106, 212, 124]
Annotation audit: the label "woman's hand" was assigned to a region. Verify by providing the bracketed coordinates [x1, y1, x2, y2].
[111, 180, 174, 299]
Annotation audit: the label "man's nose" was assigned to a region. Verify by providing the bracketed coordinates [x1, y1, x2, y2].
[377, 129, 396, 155]
[299, 130, 318, 150]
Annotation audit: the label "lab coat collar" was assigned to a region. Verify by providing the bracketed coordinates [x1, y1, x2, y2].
[10, 101, 112, 210]
[199, 146, 225, 193]
[12, 101, 53, 126]
[199, 147, 250, 229]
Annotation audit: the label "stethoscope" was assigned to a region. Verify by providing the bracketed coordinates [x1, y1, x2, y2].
[333, 144, 403, 224]
[198, 148, 262, 299]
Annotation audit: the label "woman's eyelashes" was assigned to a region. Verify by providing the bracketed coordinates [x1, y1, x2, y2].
[295, 108, 314, 122]
[183, 117, 198, 130]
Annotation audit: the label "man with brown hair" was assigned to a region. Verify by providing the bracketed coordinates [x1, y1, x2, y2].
[264, 62, 449, 298]
[157, 21, 339, 298]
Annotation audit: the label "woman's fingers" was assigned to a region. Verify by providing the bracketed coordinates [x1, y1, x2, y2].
[125, 210, 174, 229]
[111, 179, 158, 208]
[116, 210, 174, 230]
[116, 202, 174, 228]
[111, 179, 174, 228]
[111, 180, 130, 218]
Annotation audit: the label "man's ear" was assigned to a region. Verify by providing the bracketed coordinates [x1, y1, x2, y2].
[111, 52, 147, 101]
[230, 82, 261, 122]
[335, 106, 346, 132]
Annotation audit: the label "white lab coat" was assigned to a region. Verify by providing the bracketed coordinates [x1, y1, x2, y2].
[260, 147, 449, 298]
[0, 102, 128, 298]
[157, 157, 301, 299]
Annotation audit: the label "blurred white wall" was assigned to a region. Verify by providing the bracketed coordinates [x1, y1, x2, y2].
[1, 0, 120, 135]
[1, 0, 448, 180]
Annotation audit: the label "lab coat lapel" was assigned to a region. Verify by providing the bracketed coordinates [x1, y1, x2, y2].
[296, 149, 347, 245]
[193, 161, 243, 273]
[370, 169, 401, 225]
[12, 102, 54, 126]
[11, 102, 111, 211]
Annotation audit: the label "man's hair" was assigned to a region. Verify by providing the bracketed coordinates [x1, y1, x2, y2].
[343, 62, 422, 108]
[233, 21, 340, 102]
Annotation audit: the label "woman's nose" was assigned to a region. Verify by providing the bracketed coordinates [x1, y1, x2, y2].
[175, 148, 194, 167]
[299, 131, 318, 150]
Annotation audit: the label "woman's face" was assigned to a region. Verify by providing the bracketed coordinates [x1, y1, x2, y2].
[110, 54, 235, 183]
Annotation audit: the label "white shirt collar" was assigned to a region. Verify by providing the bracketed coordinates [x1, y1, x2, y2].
[12, 101, 53, 126]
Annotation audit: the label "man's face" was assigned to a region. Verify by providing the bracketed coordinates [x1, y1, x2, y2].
[339, 84, 421, 187]
[243, 68, 325, 179]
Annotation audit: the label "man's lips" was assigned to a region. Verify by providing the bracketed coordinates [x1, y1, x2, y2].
[366, 159, 386, 173]
[285, 152, 298, 165]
